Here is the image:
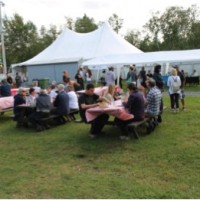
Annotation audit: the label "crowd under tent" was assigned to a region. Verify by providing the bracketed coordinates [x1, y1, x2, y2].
[83, 49, 200, 84]
[11, 22, 142, 85]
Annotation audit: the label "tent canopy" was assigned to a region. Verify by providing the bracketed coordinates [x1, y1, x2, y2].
[12, 22, 142, 68]
[83, 49, 200, 66]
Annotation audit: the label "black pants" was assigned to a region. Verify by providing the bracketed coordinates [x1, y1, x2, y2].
[14, 108, 30, 126]
[90, 114, 109, 135]
[29, 111, 50, 128]
[170, 93, 179, 109]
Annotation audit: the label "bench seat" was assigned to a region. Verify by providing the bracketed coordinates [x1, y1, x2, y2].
[127, 118, 149, 139]
[0, 107, 13, 115]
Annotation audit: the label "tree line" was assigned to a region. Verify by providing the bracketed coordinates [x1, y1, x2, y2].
[2, 5, 200, 71]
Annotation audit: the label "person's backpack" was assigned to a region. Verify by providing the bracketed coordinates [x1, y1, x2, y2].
[171, 77, 180, 92]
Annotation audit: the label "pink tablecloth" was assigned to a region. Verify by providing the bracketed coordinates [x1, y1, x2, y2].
[0, 96, 14, 111]
[85, 100, 133, 122]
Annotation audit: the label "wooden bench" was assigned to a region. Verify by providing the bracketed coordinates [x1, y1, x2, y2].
[127, 114, 163, 139]
[0, 107, 13, 116]
[127, 118, 149, 139]
[65, 109, 79, 121]
[41, 109, 80, 125]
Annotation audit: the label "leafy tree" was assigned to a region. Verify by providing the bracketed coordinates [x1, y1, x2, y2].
[38, 25, 60, 52]
[143, 11, 161, 50]
[3, 13, 39, 67]
[124, 29, 142, 48]
[108, 13, 123, 33]
[65, 17, 74, 30]
[143, 5, 200, 50]
[74, 14, 97, 33]
[188, 22, 200, 48]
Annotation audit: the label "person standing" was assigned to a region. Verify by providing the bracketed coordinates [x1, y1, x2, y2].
[100, 70, 106, 86]
[126, 66, 137, 84]
[153, 65, 164, 90]
[63, 70, 70, 83]
[15, 72, 22, 88]
[105, 66, 115, 85]
[146, 70, 153, 78]
[138, 66, 147, 87]
[85, 68, 92, 84]
[152, 65, 164, 122]
[175, 66, 186, 111]
[167, 68, 181, 113]
[75, 68, 84, 90]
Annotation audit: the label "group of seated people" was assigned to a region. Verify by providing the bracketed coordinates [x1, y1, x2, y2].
[78, 78, 162, 139]
[13, 77, 162, 139]
[13, 83, 79, 131]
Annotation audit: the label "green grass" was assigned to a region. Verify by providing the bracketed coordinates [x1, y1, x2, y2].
[0, 96, 200, 198]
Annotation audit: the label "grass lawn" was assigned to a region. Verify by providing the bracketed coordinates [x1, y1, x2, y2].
[0, 95, 200, 198]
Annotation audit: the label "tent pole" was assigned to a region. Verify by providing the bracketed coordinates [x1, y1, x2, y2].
[116, 67, 120, 86]
[165, 62, 169, 75]
[96, 68, 100, 86]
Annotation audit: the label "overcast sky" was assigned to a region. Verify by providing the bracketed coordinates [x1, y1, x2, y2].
[2, 0, 200, 34]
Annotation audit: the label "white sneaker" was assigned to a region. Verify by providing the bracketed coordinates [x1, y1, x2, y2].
[171, 109, 176, 113]
[89, 134, 97, 139]
[119, 136, 129, 140]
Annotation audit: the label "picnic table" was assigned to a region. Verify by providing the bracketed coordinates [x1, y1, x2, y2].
[77, 86, 123, 96]
[0, 96, 14, 115]
[85, 100, 133, 122]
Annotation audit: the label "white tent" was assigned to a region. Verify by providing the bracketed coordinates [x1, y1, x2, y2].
[12, 22, 142, 68]
[83, 49, 200, 66]
[83, 49, 200, 80]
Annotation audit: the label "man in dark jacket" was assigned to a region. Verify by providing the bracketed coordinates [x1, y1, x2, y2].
[152, 65, 164, 90]
[152, 65, 164, 122]
[115, 82, 145, 140]
[52, 84, 70, 123]
[0, 79, 11, 97]
[13, 87, 27, 127]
